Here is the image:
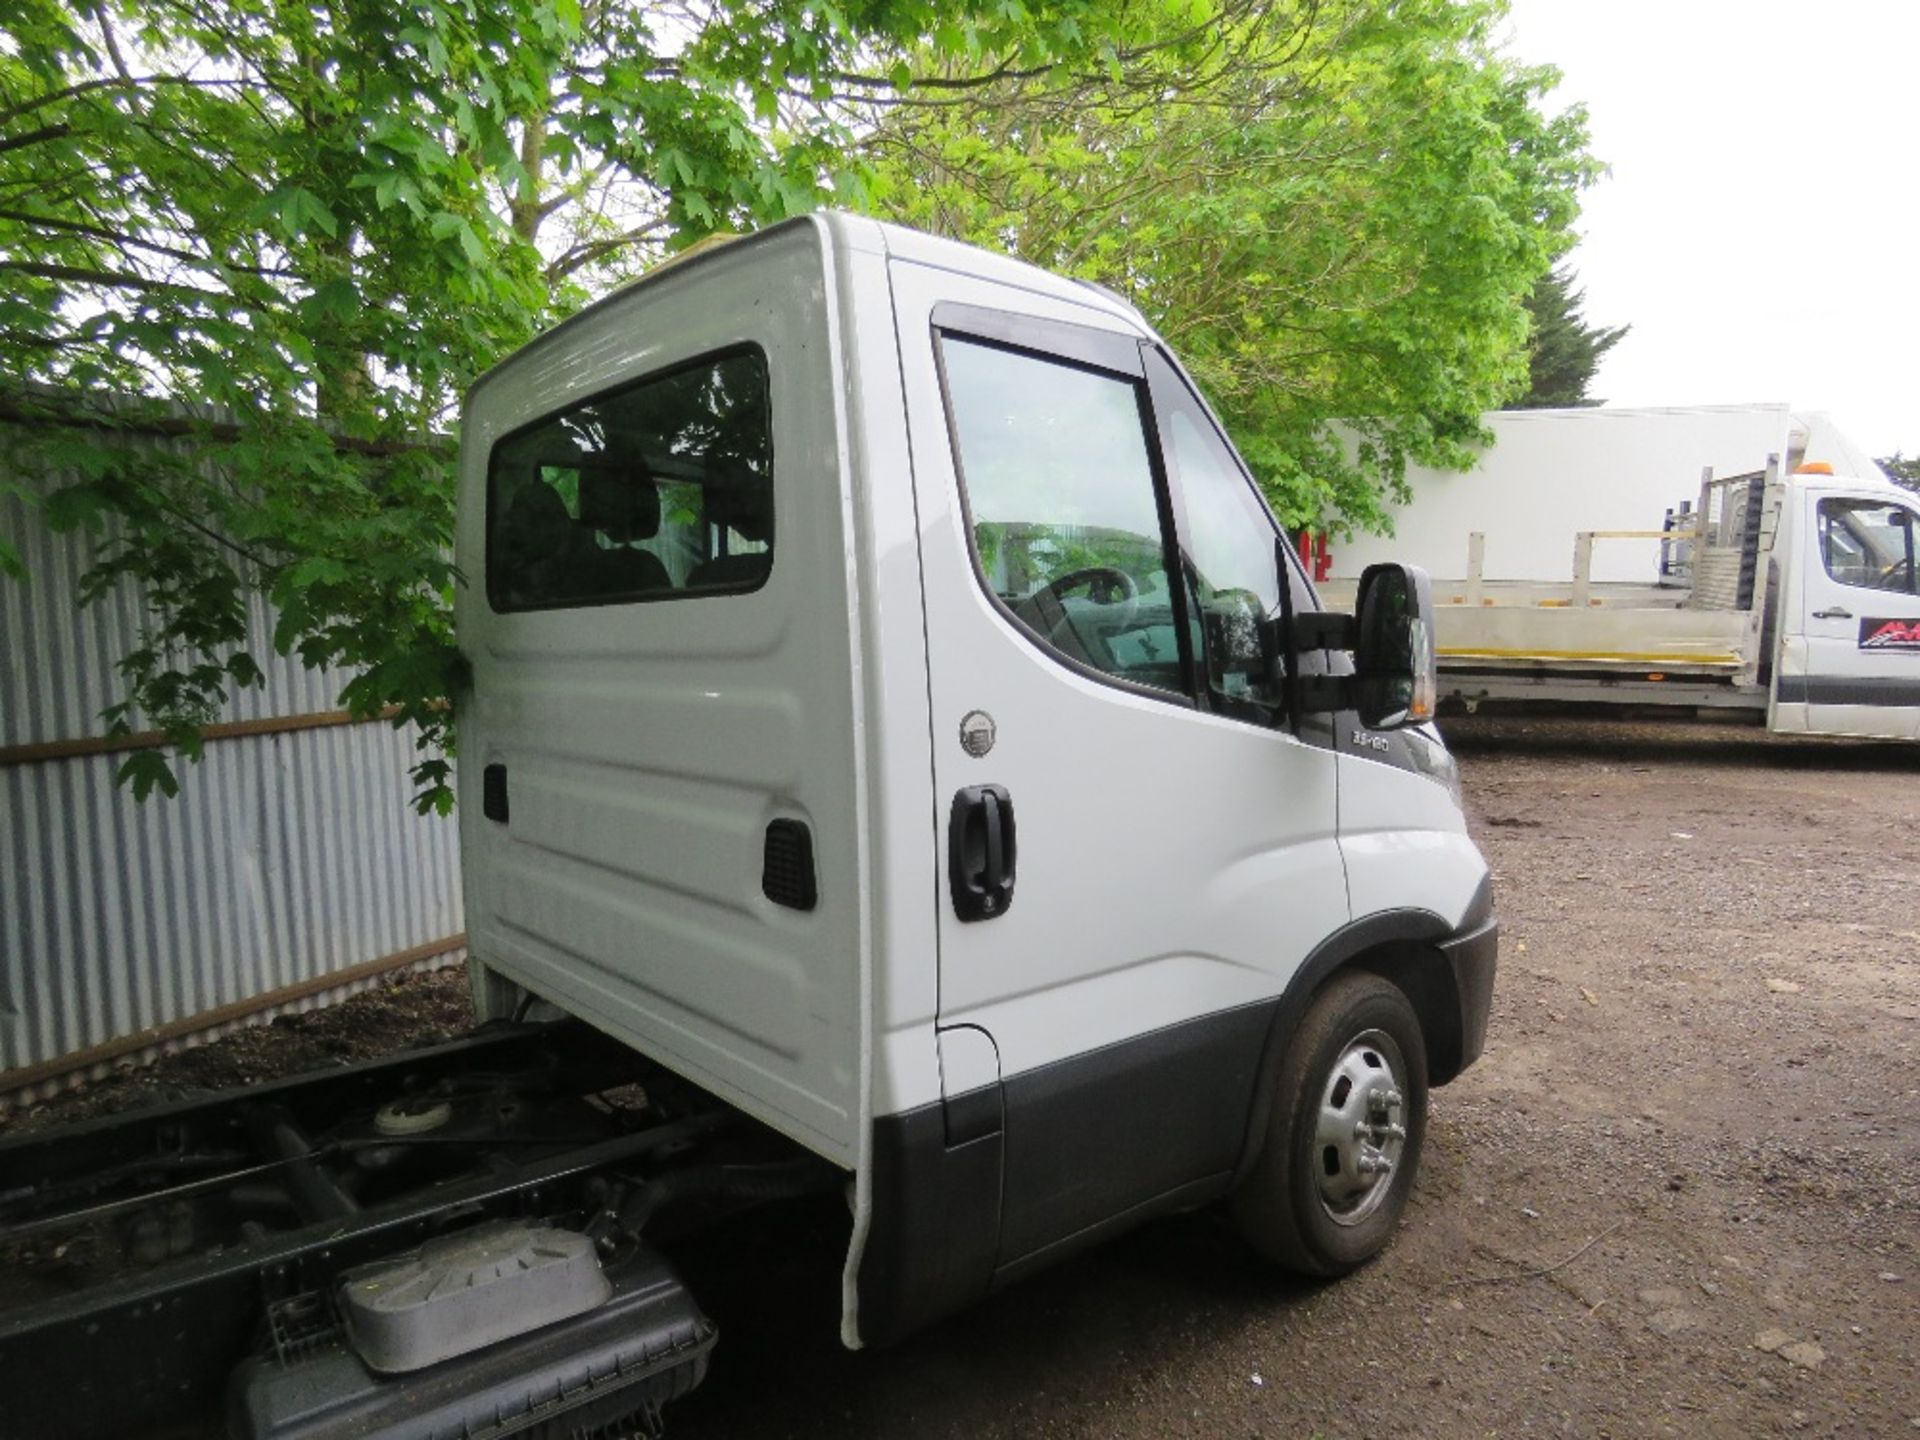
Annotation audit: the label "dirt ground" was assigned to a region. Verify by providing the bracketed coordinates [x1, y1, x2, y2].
[0, 965, 475, 1136]
[6, 712, 1917, 1438]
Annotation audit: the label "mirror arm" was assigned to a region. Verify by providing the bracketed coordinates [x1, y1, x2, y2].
[1275, 536, 1355, 717]
[1290, 611, 1354, 652]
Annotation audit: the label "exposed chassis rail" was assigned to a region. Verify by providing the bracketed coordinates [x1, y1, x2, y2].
[0, 1022, 733, 1440]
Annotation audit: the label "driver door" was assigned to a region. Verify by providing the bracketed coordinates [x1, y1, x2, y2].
[891, 257, 1348, 1271]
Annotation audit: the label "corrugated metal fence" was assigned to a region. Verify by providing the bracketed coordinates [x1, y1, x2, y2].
[0, 422, 466, 1103]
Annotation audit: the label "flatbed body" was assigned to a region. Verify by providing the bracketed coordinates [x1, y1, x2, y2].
[1326, 463, 1920, 737]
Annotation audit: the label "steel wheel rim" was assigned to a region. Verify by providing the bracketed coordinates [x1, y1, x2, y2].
[1313, 1027, 1409, 1226]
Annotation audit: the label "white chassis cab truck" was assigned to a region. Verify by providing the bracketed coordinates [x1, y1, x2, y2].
[0, 216, 1492, 1440]
[453, 213, 1497, 1358]
[1322, 461, 1920, 739]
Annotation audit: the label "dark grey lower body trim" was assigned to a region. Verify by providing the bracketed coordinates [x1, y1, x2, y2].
[1776, 674, 1920, 706]
[994, 1002, 1272, 1265]
[856, 1002, 1274, 1346]
[992, 1174, 1229, 1287]
[1438, 918, 1498, 1076]
[858, 908, 1503, 1346]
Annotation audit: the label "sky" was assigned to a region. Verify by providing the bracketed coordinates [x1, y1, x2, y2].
[1500, 0, 1920, 460]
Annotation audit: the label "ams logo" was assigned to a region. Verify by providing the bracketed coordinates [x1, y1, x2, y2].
[1859, 618, 1920, 652]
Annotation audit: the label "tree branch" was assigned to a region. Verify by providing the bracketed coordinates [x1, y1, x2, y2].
[0, 209, 291, 278]
[0, 391, 451, 458]
[0, 123, 74, 157]
[0, 75, 249, 132]
[543, 219, 671, 282]
[0, 259, 235, 302]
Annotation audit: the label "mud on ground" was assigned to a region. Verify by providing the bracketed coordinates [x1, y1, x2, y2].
[6, 713, 1917, 1438]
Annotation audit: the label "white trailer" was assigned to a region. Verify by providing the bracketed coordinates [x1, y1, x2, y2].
[1324, 411, 1920, 740]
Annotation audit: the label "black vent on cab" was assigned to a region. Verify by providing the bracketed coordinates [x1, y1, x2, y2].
[482, 764, 509, 823]
[762, 819, 818, 911]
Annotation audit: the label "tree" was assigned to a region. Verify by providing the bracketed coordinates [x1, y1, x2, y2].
[1512, 264, 1628, 408]
[1878, 453, 1920, 492]
[2, 1, 1602, 809]
[859, 1, 1599, 534]
[0, 0, 1119, 808]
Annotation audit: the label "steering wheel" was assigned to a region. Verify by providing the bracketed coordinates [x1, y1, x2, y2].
[1040, 564, 1139, 622]
[1880, 557, 1917, 593]
[1013, 565, 1141, 665]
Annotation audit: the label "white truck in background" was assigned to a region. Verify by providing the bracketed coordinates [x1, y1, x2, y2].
[1323, 409, 1920, 740]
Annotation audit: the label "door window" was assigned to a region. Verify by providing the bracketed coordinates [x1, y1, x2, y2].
[1149, 358, 1289, 715]
[1817, 497, 1919, 596]
[940, 335, 1187, 697]
[487, 347, 772, 611]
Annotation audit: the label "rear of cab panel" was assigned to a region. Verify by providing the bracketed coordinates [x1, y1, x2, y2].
[454, 218, 885, 1171]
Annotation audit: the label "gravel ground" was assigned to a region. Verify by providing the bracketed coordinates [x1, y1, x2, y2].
[6, 712, 1916, 1438]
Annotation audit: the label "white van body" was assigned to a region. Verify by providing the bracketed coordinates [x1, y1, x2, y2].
[454, 213, 1497, 1347]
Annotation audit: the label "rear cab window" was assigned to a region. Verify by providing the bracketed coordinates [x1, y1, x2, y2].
[487, 347, 773, 611]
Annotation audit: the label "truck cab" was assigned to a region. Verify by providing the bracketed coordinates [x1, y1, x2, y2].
[1771, 469, 1920, 739]
[453, 212, 1498, 1347]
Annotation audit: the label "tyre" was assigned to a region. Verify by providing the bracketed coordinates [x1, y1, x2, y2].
[1231, 970, 1428, 1275]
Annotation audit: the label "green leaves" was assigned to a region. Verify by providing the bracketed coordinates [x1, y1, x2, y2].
[862, 0, 1598, 536]
[274, 187, 340, 242]
[1880, 453, 1920, 493]
[1515, 265, 1629, 408]
[117, 749, 181, 801]
[0, 0, 1202, 811]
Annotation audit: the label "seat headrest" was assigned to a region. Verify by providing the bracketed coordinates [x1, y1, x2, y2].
[703, 456, 772, 544]
[578, 460, 661, 541]
[501, 480, 574, 556]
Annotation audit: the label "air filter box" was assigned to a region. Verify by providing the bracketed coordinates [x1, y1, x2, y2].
[229, 1247, 715, 1440]
[341, 1221, 612, 1374]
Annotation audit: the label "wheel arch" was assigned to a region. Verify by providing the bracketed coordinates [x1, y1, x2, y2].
[1233, 888, 1490, 1185]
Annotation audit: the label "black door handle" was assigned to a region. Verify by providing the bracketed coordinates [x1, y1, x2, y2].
[950, 784, 1016, 922]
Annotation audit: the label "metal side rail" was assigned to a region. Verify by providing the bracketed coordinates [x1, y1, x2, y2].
[0, 1021, 731, 1440]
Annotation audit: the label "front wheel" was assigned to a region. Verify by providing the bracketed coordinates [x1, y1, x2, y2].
[1231, 971, 1429, 1275]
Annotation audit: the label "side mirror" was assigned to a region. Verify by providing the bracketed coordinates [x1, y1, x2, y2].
[1351, 563, 1437, 730]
